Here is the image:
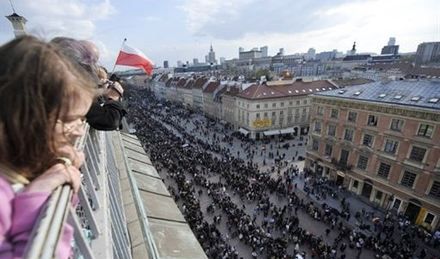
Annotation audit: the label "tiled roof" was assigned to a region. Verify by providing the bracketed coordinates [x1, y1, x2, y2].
[223, 86, 241, 96]
[192, 77, 208, 89]
[165, 78, 173, 87]
[184, 79, 194, 89]
[368, 63, 440, 77]
[237, 80, 337, 100]
[332, 78, 374, 87]
[176, 78, 187, 88]
[315, 80, 440, 110]
[203, 81, 220, 93]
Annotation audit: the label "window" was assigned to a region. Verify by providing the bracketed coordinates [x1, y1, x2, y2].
[362, 134, 374, 147]
[303, 100, 308, 105]
[384, 139, 398, 154]
[314, 121, 321, 133]
[400, 171, 416, 188]
[429, 181, 440, 199]
[367, 115, 378, 126]
[247, 104, 249, 108]
[357, 155, 369, 170]
[296, 100, 300, 105]
[312, 139, 319, 151]
[264, 103, 268, 108]
[375, 191, 383, 200]
[353, 180, 359, 188]
[331, 109, 339, 119]
[256, 113, 260, 119]
[325, 144, 332, 156]
[344, 129, 354, 141]
[272, 111, 276, 117]
[289, 101, 293, 105]
[280, 110, 284, 115]
[392, 199, 401, 210]
[264, 112, 268, 118]
[272, 103, 276, 108]
[409, 146, 426, 162]
[340, 149, 349, 165]
[377, 162, 391, 178]
[425, 213, 435, 224]
[417, 124, 433, 138]
[317, 106, 324, 115]
[348, 111, 357, 123]
[281, 102, 284, 107]
[328, 125, 336, 136]
[256, 104, 260, 109]
[390, 119, 403, 131]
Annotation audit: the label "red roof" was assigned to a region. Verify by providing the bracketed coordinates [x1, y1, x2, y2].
[223, 85, 241, 96]
[176, 78, 187, 88]
[237, 80, 337, 100]
[184, 79, 194, 89]
[193, 77, 208, 89]
[203, 81, 220, 93]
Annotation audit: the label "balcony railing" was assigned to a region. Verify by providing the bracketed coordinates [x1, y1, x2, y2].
[24, 126, 137, 259]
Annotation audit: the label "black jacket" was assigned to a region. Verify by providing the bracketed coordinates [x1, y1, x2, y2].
[86, 98, 127, 131]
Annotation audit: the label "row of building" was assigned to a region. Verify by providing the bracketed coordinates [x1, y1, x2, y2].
[149, 73, 440, 231]
[150, 74, 366, 139]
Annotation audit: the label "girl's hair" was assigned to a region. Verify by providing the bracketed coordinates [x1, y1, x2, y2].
[0, 36, 96, 179]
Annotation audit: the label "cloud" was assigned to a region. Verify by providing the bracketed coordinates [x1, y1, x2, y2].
[181, 0, 354, 39]
[24, 0, 116, 40]
[180, 0, 439, 57]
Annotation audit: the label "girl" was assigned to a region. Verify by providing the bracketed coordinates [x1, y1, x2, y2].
[0, 36, 96, 258]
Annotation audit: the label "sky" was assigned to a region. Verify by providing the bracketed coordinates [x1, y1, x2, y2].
[0, 0, 439, 70]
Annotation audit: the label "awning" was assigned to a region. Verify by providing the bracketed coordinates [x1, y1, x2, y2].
[238, 128, 249, 135]
[263, 129, 281, 136]
[280, 128, 295, 134]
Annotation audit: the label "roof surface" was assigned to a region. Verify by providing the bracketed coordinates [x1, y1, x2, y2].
[237, 80, 336, 100]
[315, 80, 440, 110]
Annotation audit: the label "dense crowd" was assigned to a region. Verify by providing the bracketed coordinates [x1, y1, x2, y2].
[125, 86, 439, 259]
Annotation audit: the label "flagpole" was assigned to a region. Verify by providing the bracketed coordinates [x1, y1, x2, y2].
[110, 38, 127, 77]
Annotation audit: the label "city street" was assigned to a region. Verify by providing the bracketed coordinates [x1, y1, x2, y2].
[126, 88, 440, 259]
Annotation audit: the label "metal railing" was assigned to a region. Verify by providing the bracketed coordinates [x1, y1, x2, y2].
[24, 126, 133, 259]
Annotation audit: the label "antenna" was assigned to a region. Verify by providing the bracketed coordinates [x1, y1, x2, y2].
[9, 0, 16, 13]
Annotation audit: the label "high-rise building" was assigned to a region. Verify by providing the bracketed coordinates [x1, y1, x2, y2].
[415, 42, 440, 65]
[260, 46, 268, 57]
[388, 37, 396, 46]
[219, 57, 225, 65]
[207, 44, 217, 65]
[381, 38, 399, 55]
[177, 60, 183, 67]
[163, 60, 169, 68]
[193, 58, 199, 65]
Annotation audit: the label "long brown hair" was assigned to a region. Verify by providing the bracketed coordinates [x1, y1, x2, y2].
[0, 36, 96, 179]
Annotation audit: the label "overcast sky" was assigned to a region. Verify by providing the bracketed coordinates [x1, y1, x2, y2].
[0, 0, 439, 70]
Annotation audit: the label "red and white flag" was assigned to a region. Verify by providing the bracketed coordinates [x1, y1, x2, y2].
[115, 42, 154, 75]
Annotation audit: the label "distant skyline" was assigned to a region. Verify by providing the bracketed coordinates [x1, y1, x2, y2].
[0, 0, 439, 69]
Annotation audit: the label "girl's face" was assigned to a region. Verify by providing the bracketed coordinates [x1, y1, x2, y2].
[55, 92, 93, 145]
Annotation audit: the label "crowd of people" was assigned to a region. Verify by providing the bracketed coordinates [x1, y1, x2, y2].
[125, 86, 440, 259]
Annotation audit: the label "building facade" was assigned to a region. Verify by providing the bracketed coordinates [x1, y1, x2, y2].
[306, 80, 440, 230]
[415, 42, 440, 66]
[235, 79, 338, 139]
